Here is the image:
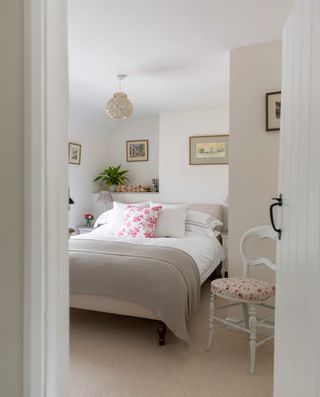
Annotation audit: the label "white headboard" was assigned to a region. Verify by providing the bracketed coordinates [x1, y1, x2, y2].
[96, 194, 229, 232]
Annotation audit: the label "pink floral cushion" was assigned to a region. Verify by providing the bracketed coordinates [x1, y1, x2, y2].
[117, 206, 162, 238]
[211, 277, 275, 303]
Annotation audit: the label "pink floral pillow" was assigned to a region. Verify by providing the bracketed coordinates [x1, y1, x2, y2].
[117, 206, 162, 238]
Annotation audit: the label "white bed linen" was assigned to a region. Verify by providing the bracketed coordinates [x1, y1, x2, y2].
[71, 228, 225, 284]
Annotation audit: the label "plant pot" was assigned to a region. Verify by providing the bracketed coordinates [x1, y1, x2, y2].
[109, 185, 117, 192]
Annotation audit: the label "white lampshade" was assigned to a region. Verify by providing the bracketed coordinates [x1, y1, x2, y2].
[97, 191, 113, 205]
[106, 74, 133, 120]
[106, 92, 133, 119]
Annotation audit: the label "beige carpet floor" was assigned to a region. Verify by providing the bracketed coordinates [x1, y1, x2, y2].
[70, 281, 274, 397]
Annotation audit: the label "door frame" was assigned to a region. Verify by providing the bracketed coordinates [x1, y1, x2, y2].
[23, 1, 69, 396]
[25, 0, 320, 396]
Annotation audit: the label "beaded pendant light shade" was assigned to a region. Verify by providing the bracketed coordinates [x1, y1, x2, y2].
[106, 74, 133, 119]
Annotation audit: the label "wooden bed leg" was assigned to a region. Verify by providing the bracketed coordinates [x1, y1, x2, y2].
[215, 262, 223, 279]
[208, 234, 224, 281]
[157, 321, 167, 346]
[209, 262, 223, 281]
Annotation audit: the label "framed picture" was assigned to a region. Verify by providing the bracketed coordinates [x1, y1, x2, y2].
[189, 135, 229, 165]
[126, 140, 149, 162]
[68, 142, 81, 165]
[266, 91, 281, 131]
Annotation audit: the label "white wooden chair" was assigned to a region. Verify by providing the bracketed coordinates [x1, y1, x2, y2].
[206, 225, 277, 374]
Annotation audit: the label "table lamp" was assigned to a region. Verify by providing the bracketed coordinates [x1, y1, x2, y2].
[97, 191, 113, 212]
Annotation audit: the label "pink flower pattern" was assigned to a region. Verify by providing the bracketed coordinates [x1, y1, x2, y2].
[117, 206, 162, 238]
[211, 277, 275, 303]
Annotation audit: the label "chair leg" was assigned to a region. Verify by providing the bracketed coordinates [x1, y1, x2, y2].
[248, 305, 257, 375]
[242, 303, 249, 330]
[206, 293, 216, 351]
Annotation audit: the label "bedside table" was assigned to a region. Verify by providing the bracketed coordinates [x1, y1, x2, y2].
[221, 232, 228, 277]
[77, 225, 94, 234]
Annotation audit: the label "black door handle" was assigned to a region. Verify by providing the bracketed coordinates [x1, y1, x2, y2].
[269, 194, 282, 240]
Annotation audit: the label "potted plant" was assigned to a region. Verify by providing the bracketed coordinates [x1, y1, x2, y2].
[94, 165, 129, 192]
[84, 213, 94, 227]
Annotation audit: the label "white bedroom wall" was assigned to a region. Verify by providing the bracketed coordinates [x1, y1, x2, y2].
[91, 108, 229, 225]
[158, 108, 229, 204]
[69, 136, 109, 228]
[0, 0, 23, 395]
[228, 41, 281, 283]
[106, 118, 159, 186]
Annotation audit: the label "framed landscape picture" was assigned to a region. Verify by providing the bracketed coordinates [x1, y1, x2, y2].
[126, 140, 149, 162]
[189, 135, 229, 165]
[266, 91, 281, 131]
[68, 142, 81, 165]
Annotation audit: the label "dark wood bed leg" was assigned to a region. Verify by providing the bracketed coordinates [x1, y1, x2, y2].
[215, 262, 223, 279]
[157, 321, 167, 346]
[208, 234, 224, 280]
[209, 262, 223, 281]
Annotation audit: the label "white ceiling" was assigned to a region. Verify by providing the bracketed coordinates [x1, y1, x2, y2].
[68, 0, 293, 137]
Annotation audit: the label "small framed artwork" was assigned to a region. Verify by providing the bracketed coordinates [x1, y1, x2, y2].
[266, 91, 281, 131]
[68, 142, 81, 165]
[126, 140, 149, 162]
[189, 135, 229, 165]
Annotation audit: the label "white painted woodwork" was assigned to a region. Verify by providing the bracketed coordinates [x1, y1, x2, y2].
[0, 1, 24, 395]
[24, 0, 69, 396]
[274, 0, 320, 395]
[206, 226, 277, 375]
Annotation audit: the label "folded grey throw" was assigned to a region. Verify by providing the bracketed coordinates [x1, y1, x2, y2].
[69, 239, 200, 342]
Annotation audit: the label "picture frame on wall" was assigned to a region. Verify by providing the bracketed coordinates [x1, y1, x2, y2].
[126, 140, 149, 162]
[266, 91, 281, 131]
[189, 135, 229, 165]
[68, 142, 81, 165]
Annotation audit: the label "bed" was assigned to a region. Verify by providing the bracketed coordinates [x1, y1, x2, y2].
[69, 203, 225, 345]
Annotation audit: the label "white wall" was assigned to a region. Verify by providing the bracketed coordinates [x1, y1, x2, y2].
[159, 108, 229, 204]
[106, 118, 159, 185]
[69, 118, 159, 228]
[229, 41, 281, 283]
[69, 136, 109, 228]
[0, 0, 23, 395]
[90, 109, 229, 225]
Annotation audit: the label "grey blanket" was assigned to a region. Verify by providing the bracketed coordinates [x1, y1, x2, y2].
[69, 239, 200, 342]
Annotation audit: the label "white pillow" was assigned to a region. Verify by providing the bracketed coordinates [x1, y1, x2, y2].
[107, 201, 149, 235]
[94, 209, 113, 229]
[186, 209, 223, 236]
[149, 202, 189, 238]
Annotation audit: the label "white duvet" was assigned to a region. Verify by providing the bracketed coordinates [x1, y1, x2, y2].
[71, 228, 225, 284]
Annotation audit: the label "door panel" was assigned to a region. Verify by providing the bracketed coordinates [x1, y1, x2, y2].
[274, 1, 320, 396]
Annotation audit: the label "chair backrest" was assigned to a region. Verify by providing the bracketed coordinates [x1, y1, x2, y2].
[240, 225, 278, 277]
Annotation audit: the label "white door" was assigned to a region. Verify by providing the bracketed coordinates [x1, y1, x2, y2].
[274, 0, 320, 395]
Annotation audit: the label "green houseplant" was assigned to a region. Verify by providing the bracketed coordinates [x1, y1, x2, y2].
[94, 165, 129, 191]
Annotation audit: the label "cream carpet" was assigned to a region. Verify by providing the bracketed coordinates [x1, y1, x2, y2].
[70, 281, 274, 397]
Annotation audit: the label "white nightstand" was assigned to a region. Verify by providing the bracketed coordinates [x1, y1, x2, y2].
[77, 225, 94, 234]
[221, 232, 228, 277]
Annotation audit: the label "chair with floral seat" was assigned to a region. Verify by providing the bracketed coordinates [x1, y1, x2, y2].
[206, 225, 277, 375]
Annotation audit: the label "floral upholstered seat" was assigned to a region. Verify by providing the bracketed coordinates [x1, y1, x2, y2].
[211, 277, 275, 303]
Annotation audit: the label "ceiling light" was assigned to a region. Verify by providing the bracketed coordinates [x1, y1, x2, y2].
[106, 74, 133, 119]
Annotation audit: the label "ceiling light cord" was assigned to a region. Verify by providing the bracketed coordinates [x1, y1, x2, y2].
[117, 74, 126, 92]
